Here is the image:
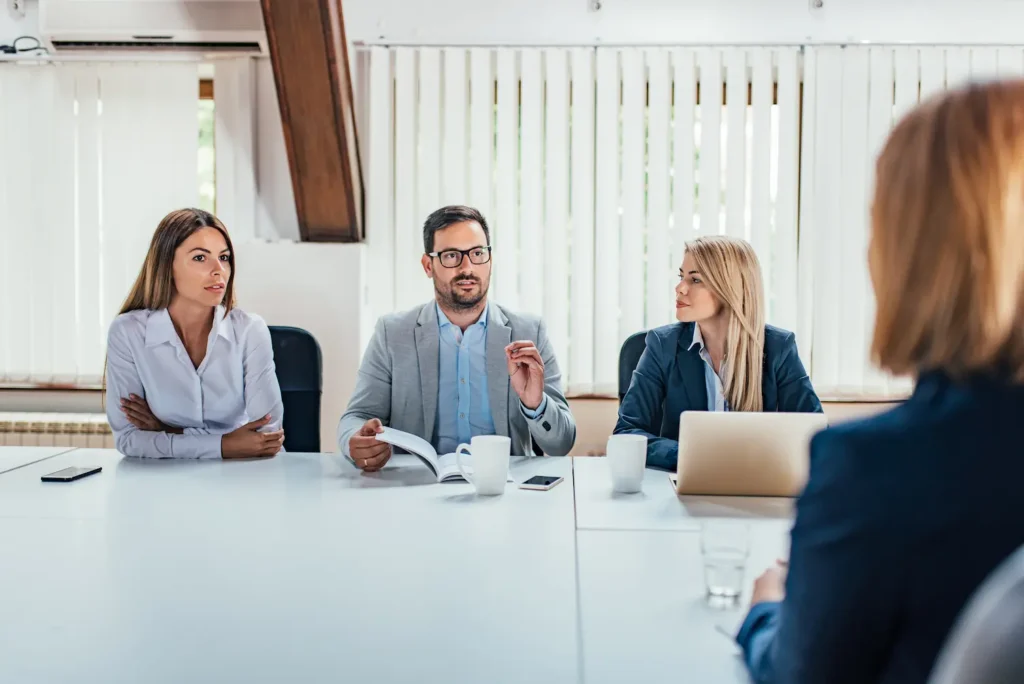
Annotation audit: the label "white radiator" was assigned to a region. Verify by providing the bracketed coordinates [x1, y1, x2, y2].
[0, 413, 114, 448]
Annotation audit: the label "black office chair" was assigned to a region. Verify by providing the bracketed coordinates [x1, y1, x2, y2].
[617, 329, 664, 434]
[618, 331, 649, 401]
[930, 545, 1024, 684]
[269, 326, 323, 453]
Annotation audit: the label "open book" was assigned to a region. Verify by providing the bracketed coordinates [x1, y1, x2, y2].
[374, 428, 512, 483]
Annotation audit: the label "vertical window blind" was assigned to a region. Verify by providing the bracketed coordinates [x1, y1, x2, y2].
[363, 44, 1023, 398]
[3, 48, 1018, 397]
[801, 46, 1024, 398]
[0, 63, 199, 387]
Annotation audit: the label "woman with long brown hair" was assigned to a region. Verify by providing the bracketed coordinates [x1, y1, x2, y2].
[614, 235, 822, 469]
[105, 208, 284, 459]
[737, 81, 1024, 683]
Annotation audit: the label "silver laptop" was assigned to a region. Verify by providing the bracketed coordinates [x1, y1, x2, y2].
[674, 412, 828, 497]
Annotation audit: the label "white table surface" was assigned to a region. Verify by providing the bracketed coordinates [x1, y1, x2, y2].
[0, 450, 580, 684]
[576, 523, 790, 684]
[0, 448, 795, 684]
[572, 457, 796, 531]
[0, 445, 77, 475]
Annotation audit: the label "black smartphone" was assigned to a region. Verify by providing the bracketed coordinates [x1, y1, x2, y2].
[41, 466, 102, 483]
[519, 475, 564, 491]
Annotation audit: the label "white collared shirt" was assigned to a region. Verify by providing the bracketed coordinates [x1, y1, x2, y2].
[689, 324, 729, 412]
[104, 306, 284, 459]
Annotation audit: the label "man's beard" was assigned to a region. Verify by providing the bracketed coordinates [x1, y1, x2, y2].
[436, 274, 488, 311]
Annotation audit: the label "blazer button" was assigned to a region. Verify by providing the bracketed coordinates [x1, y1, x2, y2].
[542, 421, 551, 431]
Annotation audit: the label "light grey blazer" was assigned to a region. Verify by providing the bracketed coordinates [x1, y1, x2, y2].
[337, 301, 576, 459]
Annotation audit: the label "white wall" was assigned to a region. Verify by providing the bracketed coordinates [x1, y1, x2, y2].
[9, 0, 1024, 49]
[234, 241, 364, 452]
[0, 1, 37, 44]
[343, 0, 1024, 46]
[253, 59, 300, 242]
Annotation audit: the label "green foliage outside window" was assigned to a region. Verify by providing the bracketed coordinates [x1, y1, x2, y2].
[198, 99, 215, 213]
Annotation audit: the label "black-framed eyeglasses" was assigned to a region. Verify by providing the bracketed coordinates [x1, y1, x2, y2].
[427, 246, 492, 269]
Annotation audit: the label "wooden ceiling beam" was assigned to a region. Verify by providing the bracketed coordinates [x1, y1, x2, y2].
[259, 0, 364, 242]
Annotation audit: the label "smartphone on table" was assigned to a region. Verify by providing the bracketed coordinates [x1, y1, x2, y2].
[41, 466, 102, 483]
[519, 475, 564, 491]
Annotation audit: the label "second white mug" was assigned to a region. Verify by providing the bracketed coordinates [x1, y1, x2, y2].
[455, 435, 511, 495]
[607, 434, 647, 493]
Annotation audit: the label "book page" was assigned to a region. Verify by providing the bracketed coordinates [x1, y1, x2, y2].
[375, 428, 440, 478]
[436, 452, 514, 484]
[436, 453, 466, 482]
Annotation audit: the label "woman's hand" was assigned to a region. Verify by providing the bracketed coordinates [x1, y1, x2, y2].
[221, 415, 285, 459]
[119, 395, 183, 434]
[751, 560, 788, 606]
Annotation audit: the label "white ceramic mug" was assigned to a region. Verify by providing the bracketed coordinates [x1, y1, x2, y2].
[607, 434, 647, 493]
[455, 435, 511, 496]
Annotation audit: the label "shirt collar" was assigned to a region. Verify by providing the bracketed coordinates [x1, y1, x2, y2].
[144, 309, 176, 347]
[144, 305, 232, 347]
[435, 303, 488, 331]
[688, 323, 705, 353]
[690, 323, 728, 370]
[213, 305, 234, 343]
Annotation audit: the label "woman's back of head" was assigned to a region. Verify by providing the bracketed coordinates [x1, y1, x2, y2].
[870, 79, 1024, 382]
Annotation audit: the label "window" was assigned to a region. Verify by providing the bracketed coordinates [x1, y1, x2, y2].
[798, 45, 1022, 398]
[198, 78, 216, 213]
[362, 44, 1023, 399]
[0, 63, 202, 387]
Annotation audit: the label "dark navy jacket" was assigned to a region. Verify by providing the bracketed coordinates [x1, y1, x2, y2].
[737, 372, 1024, 684]
[614, 322, 823, 470]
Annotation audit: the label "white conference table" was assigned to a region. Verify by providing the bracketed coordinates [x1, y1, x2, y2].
[576, 526, 790, 684]
[571, 457, 795, 531]
[570, 457, 792, 683]
[0, 448, 792, 684]
[0, 450, 578, 684]
[0, 445, 77, 474]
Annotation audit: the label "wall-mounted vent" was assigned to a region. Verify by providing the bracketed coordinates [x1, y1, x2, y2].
[40, 0, 267, 56]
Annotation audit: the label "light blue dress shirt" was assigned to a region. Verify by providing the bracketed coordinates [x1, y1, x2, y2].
[434, 304, 546, 455]
[104, 306, 284, 459]
[688, 323, 729, 412]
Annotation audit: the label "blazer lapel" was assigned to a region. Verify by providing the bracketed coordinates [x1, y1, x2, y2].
[486, 302, 511, 437]
[675, 322, 708, 411]
[415, 304, 440, 445]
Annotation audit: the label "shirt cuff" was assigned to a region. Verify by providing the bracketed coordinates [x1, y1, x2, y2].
[736, 600, 781, 649]
[192, 433, 224, 460]
[520, 394, 548, 419]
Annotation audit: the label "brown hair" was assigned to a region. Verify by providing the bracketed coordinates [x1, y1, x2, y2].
[119, 208, 236, 316]
[685, 236, 766, 412]
[870, 80, 1024, 382]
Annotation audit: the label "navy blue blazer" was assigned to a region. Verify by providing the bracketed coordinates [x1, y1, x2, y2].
[613, 322, 822, 470]
[737, 372, 1024, 684]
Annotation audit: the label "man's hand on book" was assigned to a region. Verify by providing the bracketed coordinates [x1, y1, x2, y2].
[350, 418, 392, 472]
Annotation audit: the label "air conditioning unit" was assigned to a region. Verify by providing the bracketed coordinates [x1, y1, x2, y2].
[39, 0, 267, 55]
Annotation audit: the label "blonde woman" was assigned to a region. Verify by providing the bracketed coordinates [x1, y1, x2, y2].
[737, 82, 1024, 683]
[614, 236, 822, 469]
[105, 208, 284, 459]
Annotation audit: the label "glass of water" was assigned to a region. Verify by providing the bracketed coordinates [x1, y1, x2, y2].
[700, 520, 751, 607]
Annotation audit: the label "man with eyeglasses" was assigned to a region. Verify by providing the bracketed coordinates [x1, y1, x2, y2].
[338, 205, 577, 470]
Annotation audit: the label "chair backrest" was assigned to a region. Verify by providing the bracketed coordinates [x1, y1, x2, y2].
[269, 326, 323, 453]
[618, 331, 649, 401]
[929, 545, 1024, 684]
